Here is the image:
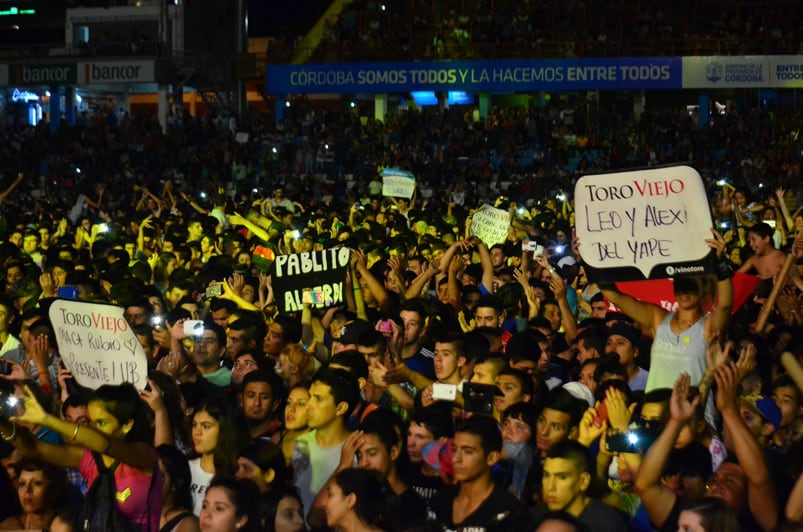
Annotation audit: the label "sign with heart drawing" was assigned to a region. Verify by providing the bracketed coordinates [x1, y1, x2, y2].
[49, 299, 149, 390]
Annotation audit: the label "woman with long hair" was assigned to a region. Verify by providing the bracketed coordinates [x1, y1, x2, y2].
[189, 397, 247, 516]
[0, 459, 69, 530]
[279, 384, 311, 466]
[156, 445, 200, 532]
[1, 382, 163, 530]
[323, 468, 399, 532]
[259, 487, 306, 532]
[199, 477, 260, 532]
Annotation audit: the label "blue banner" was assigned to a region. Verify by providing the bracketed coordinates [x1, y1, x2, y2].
[265, 58, 682, 94]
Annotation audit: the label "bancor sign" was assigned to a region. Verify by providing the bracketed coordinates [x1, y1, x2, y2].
[80, 60, 155, 83]
[12, 64, 77, 84]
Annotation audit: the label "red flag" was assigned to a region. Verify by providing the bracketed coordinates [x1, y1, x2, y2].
[612, 273, 759, 313]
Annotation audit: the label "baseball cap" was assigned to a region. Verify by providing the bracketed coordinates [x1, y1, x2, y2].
[422, 438, 453, 476]
[740, 393, 782, 430]
[337, 319, 372, 345]
[606, 322, 642, 351]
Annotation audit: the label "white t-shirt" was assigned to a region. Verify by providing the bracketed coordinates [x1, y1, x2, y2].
[188, 457, 215, 516]
[292, 430, 346, 520]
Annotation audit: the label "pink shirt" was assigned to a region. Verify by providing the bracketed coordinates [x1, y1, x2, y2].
[80, 445, 163, 531]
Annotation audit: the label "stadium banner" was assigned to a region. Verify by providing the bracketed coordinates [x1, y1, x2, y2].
[79, 60, 156, 84]
[769, 55, 803, 88]
[471, 204, 511, 247]
[682, 56, 768, 88]
[272, 248, 351, 313]
[682, 55, 803, 88]
[48, 299, 149, 390]
[266, 57, 682, 94]
[382, 167, 416, 198]
[574, 165, 716, 282]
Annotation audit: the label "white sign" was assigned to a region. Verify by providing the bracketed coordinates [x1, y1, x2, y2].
[79, 60, 156, 84]
[682, 56, 768, 88]
[49, 300, 148, 390]
[471, 204, 511, 247]
[382, 167, 415, 198]
[574, 165, 713, 280]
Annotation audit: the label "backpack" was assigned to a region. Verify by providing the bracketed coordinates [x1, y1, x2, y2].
[80, 453, 154, 532]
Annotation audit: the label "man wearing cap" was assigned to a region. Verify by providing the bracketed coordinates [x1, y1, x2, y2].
[605, 322, 648, 392]
[737, 392, 783, 449]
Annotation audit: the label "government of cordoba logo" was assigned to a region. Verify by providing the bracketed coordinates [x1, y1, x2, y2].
[705, 63, 723, 83]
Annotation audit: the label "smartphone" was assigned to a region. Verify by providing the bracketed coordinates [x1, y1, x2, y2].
[377, 320, 393, 334]
[205, 284, 223, 299]
[0, 359, 13, 376]
[606, 426, 660, 454]
[57, 286, 79, 300]
[462, 382, 498, 416]
[151, 315, 164, 328]
[183, 320, 205, 337]
[432, 383, 457, 402]
[0, 380, 21, 418]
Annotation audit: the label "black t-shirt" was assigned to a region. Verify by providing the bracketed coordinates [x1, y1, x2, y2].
[531, 499, 628, 532]
[407, 468, 447, 504]
[430, 484, 525, 532]
[397, 488, 430, 530]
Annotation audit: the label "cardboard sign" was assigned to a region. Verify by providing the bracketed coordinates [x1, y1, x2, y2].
[272, 248, 350, 312]
[471, 204, 511, 247]
[575, 165, 715, 282]
[381, 167, 416, 198]
[48, 299, 148, 390]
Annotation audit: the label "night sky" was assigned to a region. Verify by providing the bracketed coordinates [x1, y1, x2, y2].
[248, 0, 331, 37]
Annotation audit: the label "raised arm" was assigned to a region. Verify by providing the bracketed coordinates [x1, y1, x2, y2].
[0, 172, 24, 203]
[353, 249, 392, 314]
[705, 228, 734, 338]
[715, 363, 778, 530]
[476, 240, 495, 293]
[10, 386, 153, 473]
[634, 373, 699, 528]
[600, 286, 666, 333]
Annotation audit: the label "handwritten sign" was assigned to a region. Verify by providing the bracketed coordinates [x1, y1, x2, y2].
[471, 204, 511, 247]
[575, 165, 715, 282]
[48, 299, 148, 390]
[272, 248, 350, 312]
[382, 167, 416, 198]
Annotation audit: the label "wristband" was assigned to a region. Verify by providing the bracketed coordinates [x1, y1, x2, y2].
[716, 259, 734, 281]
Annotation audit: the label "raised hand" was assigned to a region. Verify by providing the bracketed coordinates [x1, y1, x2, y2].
[669, 373, 700, 423]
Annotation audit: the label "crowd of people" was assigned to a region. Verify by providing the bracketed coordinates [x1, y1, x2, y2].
[296, 0, 802, 63]
[0, 94, 801, 532]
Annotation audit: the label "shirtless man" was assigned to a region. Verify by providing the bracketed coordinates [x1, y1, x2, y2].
[738, 222, 803, 292]
[738, 222, 788, 279]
